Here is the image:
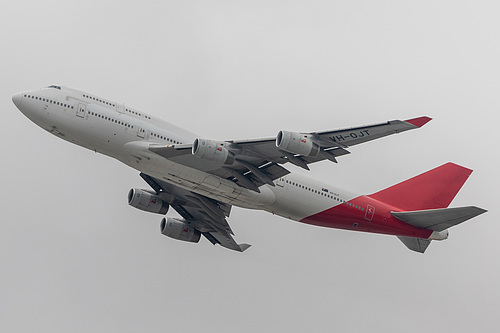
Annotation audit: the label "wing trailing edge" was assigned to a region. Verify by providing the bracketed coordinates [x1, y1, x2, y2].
[203, 231, 251, 252]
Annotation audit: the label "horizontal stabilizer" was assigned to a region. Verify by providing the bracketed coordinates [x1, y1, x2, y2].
[397, 236, 431, 253]
[392, 206, 487, 231]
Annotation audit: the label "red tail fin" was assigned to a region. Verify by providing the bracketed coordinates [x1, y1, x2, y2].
[369, 163, 473, 211]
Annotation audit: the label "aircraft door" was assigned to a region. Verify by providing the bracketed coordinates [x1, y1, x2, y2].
[116, 103, 124, 113]
[76, 103, 86, 118]
[275, 177, 285, 188]
[365, 204, 375, 221]
[137, 127, 146, 138]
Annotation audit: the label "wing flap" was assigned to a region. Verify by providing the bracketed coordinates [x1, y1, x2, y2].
[203, 231, 251, 252]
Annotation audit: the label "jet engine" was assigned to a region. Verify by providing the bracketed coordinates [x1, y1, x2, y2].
[128, 188, 169, 215]
[192, 138, 235, 165]
[276, 131, 320, 156]
[160, 217, 201, 243]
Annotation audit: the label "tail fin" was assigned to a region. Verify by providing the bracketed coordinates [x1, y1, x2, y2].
[369, 163, 473, 211]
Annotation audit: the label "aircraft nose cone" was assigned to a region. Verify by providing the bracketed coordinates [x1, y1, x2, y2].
[12, 92, 23, 108]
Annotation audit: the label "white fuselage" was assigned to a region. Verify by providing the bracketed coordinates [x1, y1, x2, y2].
[13, 86, 356, 223]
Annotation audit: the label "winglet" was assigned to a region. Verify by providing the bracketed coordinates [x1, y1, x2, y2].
[405, 116, 432, 128]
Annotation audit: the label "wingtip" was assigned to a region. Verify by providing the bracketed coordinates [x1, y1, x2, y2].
[473, 206, 488, 215]
[238, 244, 251, 252]
[405, 116, 432, 128]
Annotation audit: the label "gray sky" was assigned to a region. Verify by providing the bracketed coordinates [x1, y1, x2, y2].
[1, 1, 498, 332]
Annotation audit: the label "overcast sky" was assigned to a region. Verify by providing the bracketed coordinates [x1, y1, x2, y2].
[1, 1, 499, 332]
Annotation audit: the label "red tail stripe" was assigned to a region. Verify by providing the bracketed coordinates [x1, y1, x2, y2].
[368, 163, 472, 211]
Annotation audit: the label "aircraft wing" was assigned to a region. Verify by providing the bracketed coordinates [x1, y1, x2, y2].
[140, 173, 250, 252]
[148, 116, 431, 192]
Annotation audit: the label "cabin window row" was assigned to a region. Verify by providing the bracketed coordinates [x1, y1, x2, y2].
[150, 132, 181, 144]
[125, 108, 151, 120]
[82, 94, 152, 120]
[88, 111, 133, 128]
[283, 179, 364, 211]
[24, 94, 73, 109]
[285, 179, 338, 200]
[83, 94, 115, 107]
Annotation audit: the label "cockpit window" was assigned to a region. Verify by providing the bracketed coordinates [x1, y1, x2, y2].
[47, 85, 61, 90]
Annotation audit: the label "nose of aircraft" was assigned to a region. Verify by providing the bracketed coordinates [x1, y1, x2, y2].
[12, 92, 23, 108]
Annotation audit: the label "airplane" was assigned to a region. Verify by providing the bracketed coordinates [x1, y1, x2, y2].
[12, 85, 487, 253]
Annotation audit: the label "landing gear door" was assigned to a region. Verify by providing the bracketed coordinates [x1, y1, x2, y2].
[76, 103, 86, 118]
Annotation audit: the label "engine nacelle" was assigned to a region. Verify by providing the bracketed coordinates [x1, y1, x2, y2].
[192, 138, 234, 165]
[160, 217, 201, 243]
[128, 188, 169, 215]
[276, 131, 320, 157]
